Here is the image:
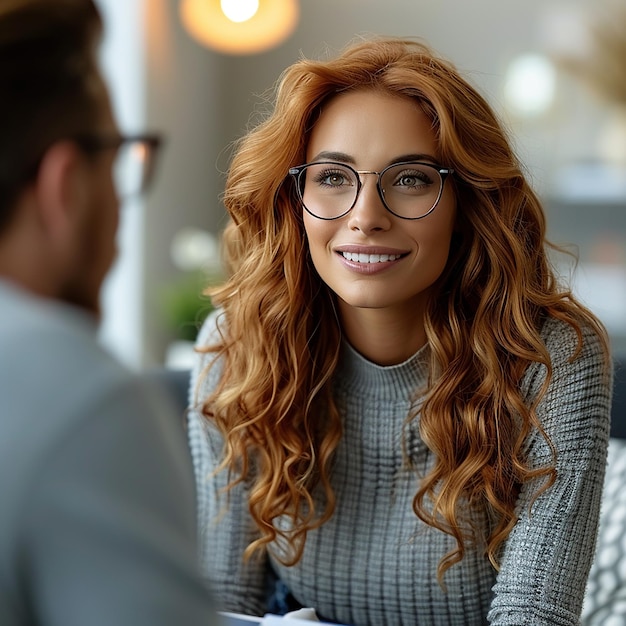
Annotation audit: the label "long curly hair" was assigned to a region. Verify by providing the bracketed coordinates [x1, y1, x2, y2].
[199, 36, 609, 579]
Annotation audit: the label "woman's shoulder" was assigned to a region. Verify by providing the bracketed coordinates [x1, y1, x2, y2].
[525, 314, 612, 404]
[195, 308, 227, 348]
[520, 314, 612, 457]
[540, 313, 608, 367]
[189, 309, 227, 407]
[520, 314, 609, 399]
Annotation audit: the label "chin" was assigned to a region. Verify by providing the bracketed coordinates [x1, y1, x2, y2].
[337, 294, 393, 310]
[335, 284, 400, 307]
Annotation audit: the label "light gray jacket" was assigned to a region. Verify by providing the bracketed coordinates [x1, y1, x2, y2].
[0, 281, 220, 626]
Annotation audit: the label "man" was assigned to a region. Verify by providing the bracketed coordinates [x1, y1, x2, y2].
[0, 1, 220, 624]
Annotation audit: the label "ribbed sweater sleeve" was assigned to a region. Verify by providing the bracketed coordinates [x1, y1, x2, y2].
[187, 311, 269, 616]
[488, 318, 611, 625]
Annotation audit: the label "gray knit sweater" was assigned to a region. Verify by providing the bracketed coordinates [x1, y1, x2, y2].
[188, 312, 611, 625]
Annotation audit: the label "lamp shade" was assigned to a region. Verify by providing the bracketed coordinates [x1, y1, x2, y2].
[180, 0, 299, 55]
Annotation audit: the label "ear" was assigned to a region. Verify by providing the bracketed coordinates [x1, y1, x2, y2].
[33, 141, 88, 242]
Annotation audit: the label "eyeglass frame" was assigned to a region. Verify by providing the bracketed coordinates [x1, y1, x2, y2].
[288, 160, 454, 221]
[73, 132, 163, 198]
[11, 132, 162, 211]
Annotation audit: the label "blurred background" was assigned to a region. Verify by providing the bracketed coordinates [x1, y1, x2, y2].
[95, 0, 626, 369]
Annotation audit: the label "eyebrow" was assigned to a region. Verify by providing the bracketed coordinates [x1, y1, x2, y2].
[309, 151, 440, 166]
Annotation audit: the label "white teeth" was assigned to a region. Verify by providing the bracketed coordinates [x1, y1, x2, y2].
[342, 252, 401, 263]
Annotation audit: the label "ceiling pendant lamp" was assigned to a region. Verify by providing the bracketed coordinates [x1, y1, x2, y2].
[179, 0, 300, 55]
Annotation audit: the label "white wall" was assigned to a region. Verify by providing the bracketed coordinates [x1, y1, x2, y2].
[96, 0, 146, 369]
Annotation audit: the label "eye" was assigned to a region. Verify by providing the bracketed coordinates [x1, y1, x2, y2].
[313, 168, 354, 188]
[393, 169, 432, 189]
[383, 163, 439, 197]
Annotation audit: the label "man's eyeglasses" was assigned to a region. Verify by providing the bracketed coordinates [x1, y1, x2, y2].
[288, 160, 454, 220]
[74, 133, 163, 199]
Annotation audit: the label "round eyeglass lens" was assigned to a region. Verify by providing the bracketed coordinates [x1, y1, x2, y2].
[299, 162, 358, 220]
[379, 162, 444, 219]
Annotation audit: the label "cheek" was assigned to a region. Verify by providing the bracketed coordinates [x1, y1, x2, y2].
[303, 213, 333, 258]
[414, 215, 456, 268]
[429, 200, 456, 250]
[302, 215, 341, 289]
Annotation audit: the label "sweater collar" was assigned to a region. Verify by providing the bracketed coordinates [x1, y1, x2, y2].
[336, 338, 430, 398]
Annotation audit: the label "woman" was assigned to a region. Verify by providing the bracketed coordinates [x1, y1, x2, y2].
[188, 37, 612, 625]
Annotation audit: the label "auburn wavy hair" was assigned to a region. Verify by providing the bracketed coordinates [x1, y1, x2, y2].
[199, 37, 609, 580]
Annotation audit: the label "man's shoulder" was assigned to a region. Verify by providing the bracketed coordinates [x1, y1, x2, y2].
[0, 281, 104, 362]
[0, 284, 148, 467]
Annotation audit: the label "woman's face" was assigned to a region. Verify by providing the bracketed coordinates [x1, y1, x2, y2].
[302, 89, 456, 324]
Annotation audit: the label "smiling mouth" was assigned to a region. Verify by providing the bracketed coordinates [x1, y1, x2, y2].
[341, 251, 404, 263]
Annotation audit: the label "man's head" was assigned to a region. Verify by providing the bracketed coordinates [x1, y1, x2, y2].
[0, 0, 105, 219]
[0, 0, 130, 315]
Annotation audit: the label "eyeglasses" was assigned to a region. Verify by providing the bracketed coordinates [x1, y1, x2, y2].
[289, 160, 454, 220]
[74, 133, 163, 198]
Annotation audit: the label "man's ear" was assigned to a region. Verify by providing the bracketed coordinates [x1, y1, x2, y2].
[33, 141, 88, 240]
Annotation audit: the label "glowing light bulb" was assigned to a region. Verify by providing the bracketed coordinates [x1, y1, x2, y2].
[220, 0, 259, 23]
[180, 0, 299, 55]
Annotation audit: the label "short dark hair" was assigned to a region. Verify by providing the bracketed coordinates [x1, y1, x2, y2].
[0, 0, 103, 230]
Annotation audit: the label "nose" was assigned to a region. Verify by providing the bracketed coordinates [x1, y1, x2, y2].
[347, 173, 392, 233]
